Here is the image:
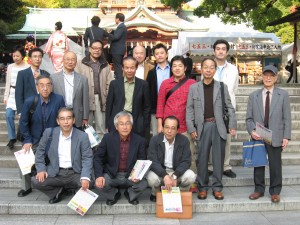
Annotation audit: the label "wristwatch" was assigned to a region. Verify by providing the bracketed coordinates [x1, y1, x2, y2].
[172, 174, 177, 180]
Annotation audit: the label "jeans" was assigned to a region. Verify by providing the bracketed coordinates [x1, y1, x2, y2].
[6, 108, 16, 140]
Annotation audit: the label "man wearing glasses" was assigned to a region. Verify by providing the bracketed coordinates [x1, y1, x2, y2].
[76, 40, 112, 138]
[18, 76, 65, 197]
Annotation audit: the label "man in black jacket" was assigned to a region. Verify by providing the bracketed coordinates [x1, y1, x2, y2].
[146, 116, 196, 202]
[94, 111, 148, 205]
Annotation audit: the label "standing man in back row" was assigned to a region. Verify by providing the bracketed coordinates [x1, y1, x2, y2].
[109, 13, 127, 79]
[208, 39, 239, 178]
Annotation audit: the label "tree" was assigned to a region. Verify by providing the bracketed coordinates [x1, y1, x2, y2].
[69, 0, 98, 8]
[21, 0, 69, 8]
[164, 0, 298, 43]
[0, 0, 24, 23]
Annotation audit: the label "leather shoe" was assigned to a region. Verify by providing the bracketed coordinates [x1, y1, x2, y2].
[150, 194, 156, 202]
[17, 188, 32, 197]
[106, 191, 121, 206]
[213, 191, 224, 200]
[271, 195, 280, 203]
[223, 169, 237, 178]
[197, 191, 207, 200]
[49, 187, 64, 204]
[249, 192, 264, 200]
[124, 190, 139, 205]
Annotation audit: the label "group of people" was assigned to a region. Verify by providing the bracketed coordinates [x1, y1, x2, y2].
[3, 33, 291, 206]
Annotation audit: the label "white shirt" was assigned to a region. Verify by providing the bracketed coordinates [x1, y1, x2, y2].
[58, 130, 73, 168]
[63, 70, 74, 107]
[163, 136, 175, 169]
[135, 63, 145, 80]
[31, 67, 41, 84]
[213, 61, 239, 109]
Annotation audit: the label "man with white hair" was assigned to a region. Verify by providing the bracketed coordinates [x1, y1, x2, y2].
[132, 45, 154, 80]
[94, 111, 148, 206]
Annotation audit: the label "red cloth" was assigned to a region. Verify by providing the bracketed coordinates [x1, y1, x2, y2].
[118, 136, 130, 172]
[156, 76, 196, 133]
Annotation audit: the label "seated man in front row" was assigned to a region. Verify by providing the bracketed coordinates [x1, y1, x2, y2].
[94, 111, 148, 205]
[146, 116, 196, 202]
[32, 108, 93, 204]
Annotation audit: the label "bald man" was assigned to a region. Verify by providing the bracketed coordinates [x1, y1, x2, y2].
[51, 51, 89, 129]
[133, 45, 154, 80]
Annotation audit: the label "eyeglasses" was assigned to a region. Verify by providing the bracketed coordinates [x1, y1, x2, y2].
[31, 55, 43, 59]
[90, 47, 102, 51]
[38, 84, 51, 89]
[118, 122, 132, 127]
[59, 116, 73, 121]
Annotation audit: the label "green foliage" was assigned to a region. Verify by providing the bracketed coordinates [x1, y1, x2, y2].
[161, 0, 189, 10]
[0, 0, 24, 23]
[69, 0, 98, 8]
[21, 0, 67, 8]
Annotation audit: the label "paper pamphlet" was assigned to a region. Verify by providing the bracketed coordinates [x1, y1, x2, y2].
[256, 122, 272, 144]
[67, 188, 98, 216]
[84, 125, 101, 148]
[128, 160, 152, 180]
[14, 148, 35, 175]
[161, 186, 183, 213]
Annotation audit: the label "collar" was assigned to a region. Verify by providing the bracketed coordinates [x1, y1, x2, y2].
[163, 135, 175, 145]
[60, 128, 73, 139]
[156, 63, 170, 70]
[40, 94, 50, 104]
[263, 87, 274, 95]
[63, 69, 75, 76]
[120, 133, 130, 142]
[124, 76, 135, 84]
[203, 79, 214, 87]
[172, 75, 186, 83]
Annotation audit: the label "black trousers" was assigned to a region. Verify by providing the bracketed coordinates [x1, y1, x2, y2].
[112, 54, 124, 79]
[254, 144, 282, 195]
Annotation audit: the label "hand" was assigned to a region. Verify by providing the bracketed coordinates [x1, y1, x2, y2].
[163, 175, 173, 192]
[190, 131, 197, 140]
[22, 143, 32, 153]
[157, 124, 163, 133]
[251, 131, 262, 141]
[95, 177, 105, 188]
[229, 129, 237, 136]
[282, 138, 289, 150]
[81, 179, 90, 191]
[131, 178, 140, 183]
[82, 119, 88, 126]
[171, 177, 177, 187]
[36, 171, 48, 182]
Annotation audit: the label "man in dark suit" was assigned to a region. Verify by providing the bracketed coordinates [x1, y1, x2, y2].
[83, 16, 109, 57]
[18, 76, 65, 197]
[109, 13, 127, 79]
[105, 56, 150, 138]
[32, 108, 93, 204]
[146, 116, 196, 202]
[15, 47, 50, 114]
[185, 53, 193, 78]
[246, 65, 291, 203]
[94, 111, 148, 205]
[51, 51, 89, 129]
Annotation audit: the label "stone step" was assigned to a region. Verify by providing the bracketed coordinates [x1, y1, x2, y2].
[235, 111, 300, 120]
[230, 141, 300, 154]
[236, 102, 300, 112]
[1, 166, 300, 189]
[235, 85, 300, 96]
[0, 185, 300, 214]
[234, 130, 300, 141]
[236, 95, 300, 103]
[230, 153, 300, 166]
[236, 120, 300, 130]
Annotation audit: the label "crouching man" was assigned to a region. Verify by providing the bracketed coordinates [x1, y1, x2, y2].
[32, 108, 93, 204]
[94, 111, 148, 205]
[146, 116, 196, 202]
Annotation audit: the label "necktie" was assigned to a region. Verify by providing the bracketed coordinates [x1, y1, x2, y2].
[264, 91, 270, 128]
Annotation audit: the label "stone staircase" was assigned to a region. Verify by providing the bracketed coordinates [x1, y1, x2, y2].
[0, 83, 300, 215]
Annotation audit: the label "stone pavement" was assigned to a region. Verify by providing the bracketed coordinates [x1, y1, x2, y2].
[0, 211, 300, 225]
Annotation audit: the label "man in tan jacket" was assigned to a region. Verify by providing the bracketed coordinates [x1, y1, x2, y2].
[132, 45, 154, 80]
[76, 40, 112, 137]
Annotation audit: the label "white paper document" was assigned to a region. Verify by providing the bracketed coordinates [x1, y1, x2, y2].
[68, 188, 98, 216]
[128, 160, 152, 180]
[161, 186, 183, 213]
[256, 122, 272, 144]
[84, 125, 101, 148]
[14, 148, 35, 175]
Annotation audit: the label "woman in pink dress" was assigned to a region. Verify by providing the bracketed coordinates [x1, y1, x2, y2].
[44, 21, 69, 72]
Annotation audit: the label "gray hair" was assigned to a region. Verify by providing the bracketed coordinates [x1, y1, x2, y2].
[114, 111, 133, 127]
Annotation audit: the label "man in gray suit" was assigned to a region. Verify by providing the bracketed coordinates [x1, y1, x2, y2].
[186, 58, 237, 200]
[32, 108, 93, 204]
[246, 65, 291, 203]
[51, 51, 89, 129]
